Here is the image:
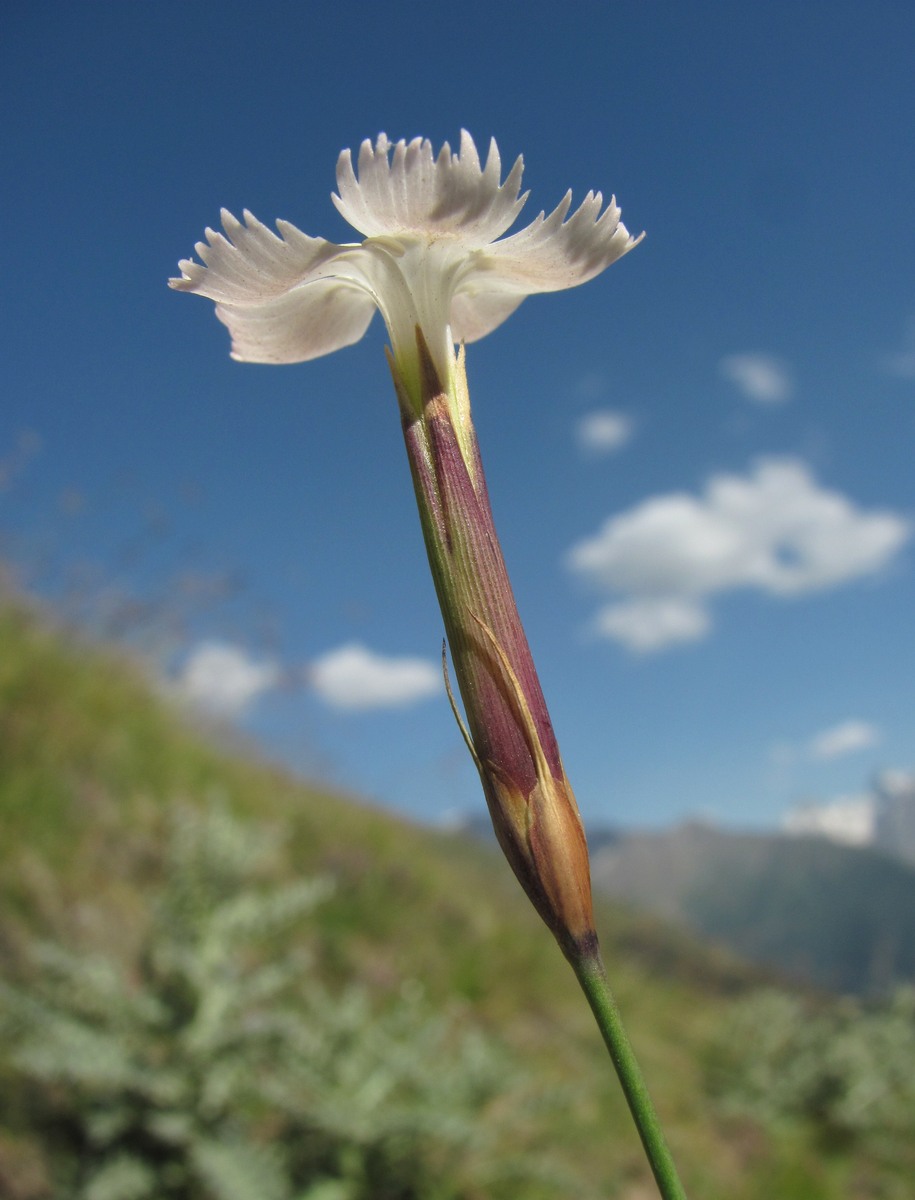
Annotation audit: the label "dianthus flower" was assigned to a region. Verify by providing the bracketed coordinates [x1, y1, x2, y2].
[174, 130, 641, 953]
[171, 131, 639, 418]
[172, 135, 690, 1200]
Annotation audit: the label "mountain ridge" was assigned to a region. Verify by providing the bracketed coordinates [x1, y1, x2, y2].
[589, 820, 915, 995]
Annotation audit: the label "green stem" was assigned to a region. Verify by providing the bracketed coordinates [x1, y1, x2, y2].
[571, 949, 688, 1200]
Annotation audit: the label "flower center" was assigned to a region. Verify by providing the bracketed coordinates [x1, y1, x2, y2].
[350, 237, 464, 407]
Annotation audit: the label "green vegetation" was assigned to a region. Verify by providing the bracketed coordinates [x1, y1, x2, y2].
[708, 989, 915, 1197]
[1, 597, 914, 1198]
[1, 802, 568, 1199]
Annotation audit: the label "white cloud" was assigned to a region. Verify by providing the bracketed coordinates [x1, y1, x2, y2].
[576, 410, 634, 455]
[177, 640, 281, 717]
[567, 457, 911, 652]
[880, 315, 915, 380]
[808, 719, 881, 761]
[309, 643, 440, 711]
[876, 768, 915, 798]
[719, 353, 792, 404]
[593, 597, 709, 652]
[569, 458, 909, 598]
[782, 794, 876, 846]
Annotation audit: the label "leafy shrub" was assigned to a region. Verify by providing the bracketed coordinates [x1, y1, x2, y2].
[0, 803, 573, 1200]
[706, 987, 915, 1158]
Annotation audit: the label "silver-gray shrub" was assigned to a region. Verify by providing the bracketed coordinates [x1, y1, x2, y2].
[0, 803, 575, 1200]
[706, 987, 915, 1154]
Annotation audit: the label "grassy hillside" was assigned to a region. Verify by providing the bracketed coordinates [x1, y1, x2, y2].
[1, 598, 913, 1199]
[591, 823, 915, 995]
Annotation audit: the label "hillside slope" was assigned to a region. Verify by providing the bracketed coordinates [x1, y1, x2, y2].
[1, 598, 912, 1200]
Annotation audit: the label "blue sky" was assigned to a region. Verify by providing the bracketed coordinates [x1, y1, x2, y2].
[3, 1, 914, 831]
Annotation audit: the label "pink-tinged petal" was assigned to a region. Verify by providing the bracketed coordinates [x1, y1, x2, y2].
[215, 280, 376, 364]
[481, 192, 643, 294]
[449, 290, 527, 344]
[332, 131, 527, 244]
[169, 210, 350, 305]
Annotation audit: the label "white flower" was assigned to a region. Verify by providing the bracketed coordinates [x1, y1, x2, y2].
[170, 131, 642, 390]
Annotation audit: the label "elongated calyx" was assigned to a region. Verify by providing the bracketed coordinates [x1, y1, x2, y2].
[171, 132, 642, 959]
[392, 330, 596, 958]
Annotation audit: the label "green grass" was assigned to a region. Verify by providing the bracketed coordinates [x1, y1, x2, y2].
[1, 596, 912, 1199]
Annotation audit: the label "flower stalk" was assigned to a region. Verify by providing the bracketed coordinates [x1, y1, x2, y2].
[390, 328, 687, 1199]
[170, 130, 687, 1199]
[574, 955, 688, 1200]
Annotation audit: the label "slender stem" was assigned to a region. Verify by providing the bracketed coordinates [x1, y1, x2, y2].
[393, 337, 687, 1194]
[571, 949, 688, 1200]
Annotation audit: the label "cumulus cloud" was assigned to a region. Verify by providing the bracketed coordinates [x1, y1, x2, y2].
[575, 410, 634, 455]
[782, 794, 876, 846]
[569, 458, 909, 598]
[877, 767, 915, 797]
[719, 353, 792, 404]
[808, 719, 881, 761]
[309, 643, 440, 711]
[177, 640, 281, 716]
[567, 457, 911, 651]
[593, 597, 709, 653]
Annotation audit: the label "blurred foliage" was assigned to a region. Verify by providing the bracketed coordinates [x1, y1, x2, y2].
[3, 594, 915, 1199]
[0, 803, 573, 1200]
[707, 988, 915, 1172]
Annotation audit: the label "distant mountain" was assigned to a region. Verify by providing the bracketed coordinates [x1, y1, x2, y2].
[590, 822, 915, 996]
[782, 771, 915, 866]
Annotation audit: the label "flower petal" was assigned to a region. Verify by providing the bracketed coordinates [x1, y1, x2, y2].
[169, 209, 348, 304]
[449, 290, 527, 344]
[479, 192, 643, 294]
[332, 131, 527, 244]
[215, 280, 376, 364]
[171, 141, 643, 369]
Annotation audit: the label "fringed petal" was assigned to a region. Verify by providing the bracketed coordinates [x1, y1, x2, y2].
[480, 192, 643, 294]
[169, 209, 351, 304]
[332, 131, 527, 244]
